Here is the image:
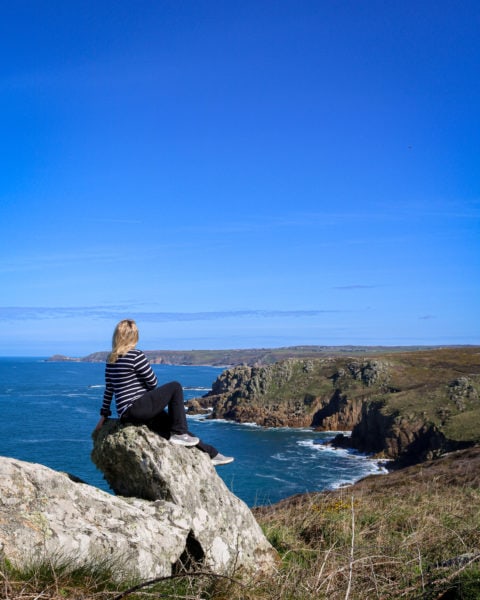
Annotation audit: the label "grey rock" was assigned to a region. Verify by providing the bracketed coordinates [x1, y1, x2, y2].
[91, 420, 277, 576]
[0, 423, 277, 581]
[346, 359, 390, 386]
[448, 377, 479, 411]
[0, 455, 190, 580]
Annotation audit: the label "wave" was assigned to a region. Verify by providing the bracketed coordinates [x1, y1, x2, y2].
[256, 473, 292, 485]
[183, 386, 211, 391]
[73, 407, 96, 415]
[188, 416, 262, 428]
[187, 412, 214, 421]
[297, 438, 389, 477]
[298, 439, 363, 457]
[18, 437, 90, 444]
[271, 452, 293, 462]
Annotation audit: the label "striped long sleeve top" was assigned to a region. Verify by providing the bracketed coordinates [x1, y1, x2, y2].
[100, 349, 158, 418]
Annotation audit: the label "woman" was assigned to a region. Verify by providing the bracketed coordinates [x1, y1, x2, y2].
[94, 319, 233, 466]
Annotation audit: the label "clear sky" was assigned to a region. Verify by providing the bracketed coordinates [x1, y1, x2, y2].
[1, 0, 479, 356]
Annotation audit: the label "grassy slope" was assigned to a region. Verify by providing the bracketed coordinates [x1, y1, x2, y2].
[376, 348, 480, 443]
[3, 446, 479, 599]
[253, 445, 480, 600]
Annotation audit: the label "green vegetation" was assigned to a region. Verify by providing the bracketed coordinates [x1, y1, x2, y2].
[201, 348, 480, 455]
[267, 348, 480, 439]
[2, 447, 479, 600]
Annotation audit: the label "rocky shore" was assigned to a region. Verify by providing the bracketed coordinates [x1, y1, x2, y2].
[186, 347, 480, 466]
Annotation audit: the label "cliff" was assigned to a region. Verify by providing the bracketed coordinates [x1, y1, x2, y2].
[186, 347, 480, 465]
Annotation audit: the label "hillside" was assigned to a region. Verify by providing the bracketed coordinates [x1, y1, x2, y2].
[187, 347, 480, 465]
[253, 445, 480, 600]
[4, 446, 478, 599]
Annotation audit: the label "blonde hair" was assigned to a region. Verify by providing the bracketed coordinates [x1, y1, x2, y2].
[108, 319, 139, 363]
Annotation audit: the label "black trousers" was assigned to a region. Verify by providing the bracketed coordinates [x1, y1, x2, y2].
[123, 381, 218, 459]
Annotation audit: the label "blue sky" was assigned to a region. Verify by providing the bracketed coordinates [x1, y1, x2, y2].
[1, 0, 479, 356]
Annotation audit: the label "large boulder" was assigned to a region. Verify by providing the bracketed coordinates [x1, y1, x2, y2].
[0, 456, 190, 580]
[91, 420, 277, 576]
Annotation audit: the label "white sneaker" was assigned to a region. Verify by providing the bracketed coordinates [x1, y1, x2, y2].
[212, 453, 234, 466]
[170, 433, 199, 447]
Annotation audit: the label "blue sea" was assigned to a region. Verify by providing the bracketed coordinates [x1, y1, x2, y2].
[0, 357, 387, 506]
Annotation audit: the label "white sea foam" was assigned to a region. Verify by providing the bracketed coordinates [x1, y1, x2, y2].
[200, 417, 260, 427]
[19, 437, 89, 444]
[297, 438, 389, 479]
[297, 439, 349, 454]
[183, 386, 211, 391]
[187, 412, 214, 421]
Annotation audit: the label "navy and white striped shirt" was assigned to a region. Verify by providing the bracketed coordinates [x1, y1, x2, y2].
[100, 349, 157, 418]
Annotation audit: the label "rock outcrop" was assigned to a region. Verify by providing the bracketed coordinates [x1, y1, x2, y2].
[0, 456, 190, 579]
[186, 348, 480, 465]
[91, 420, 277, 576]
[0, 423, 277, 580]
[188, 360, 334, 427]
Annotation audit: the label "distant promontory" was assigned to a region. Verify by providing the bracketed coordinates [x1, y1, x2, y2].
[47, 344, 461, 367]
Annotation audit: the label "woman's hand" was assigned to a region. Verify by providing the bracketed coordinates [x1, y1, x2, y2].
[93, 416, 106, 433]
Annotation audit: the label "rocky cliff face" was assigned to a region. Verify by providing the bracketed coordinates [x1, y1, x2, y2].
[187, 357, 393, 431]
[187, 348, 480, 465]
[189, 359, 335, 427]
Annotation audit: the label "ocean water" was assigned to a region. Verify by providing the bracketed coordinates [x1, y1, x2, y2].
[0, 357, 387, 506]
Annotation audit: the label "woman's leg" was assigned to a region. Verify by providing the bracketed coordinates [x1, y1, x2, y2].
[127, 381, 216, 453]
[149, 410, 219, 458]
[195, 438, 218, 459]
[128, 381, 188, 435]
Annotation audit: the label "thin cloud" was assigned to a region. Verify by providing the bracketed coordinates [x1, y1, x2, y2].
[0, 251, 121, 273]
[0, 307, 346, 322]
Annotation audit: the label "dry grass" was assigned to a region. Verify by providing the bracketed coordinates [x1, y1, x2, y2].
[253, 446, 480, 600]
[2, 447, 480, 600]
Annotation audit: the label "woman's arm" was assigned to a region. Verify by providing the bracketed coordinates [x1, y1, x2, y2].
[95, 365, 113, 432]
[99, 374, 114, 417]
[135, 351, 158, 389]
